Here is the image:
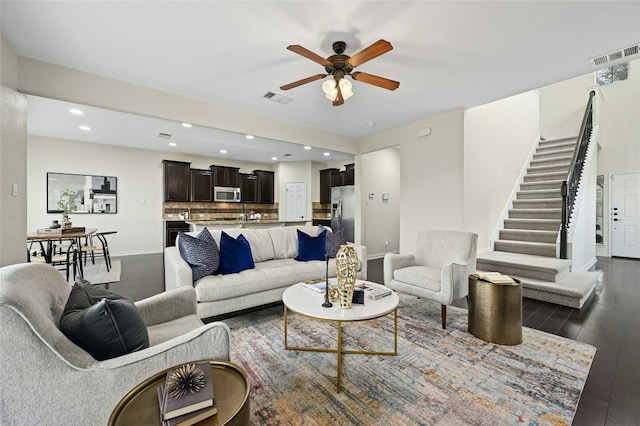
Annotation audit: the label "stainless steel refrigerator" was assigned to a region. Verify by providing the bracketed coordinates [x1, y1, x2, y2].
[331, 186, 355, 242]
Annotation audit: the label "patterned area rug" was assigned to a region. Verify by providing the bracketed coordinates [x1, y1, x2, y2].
[226, 293, 595, 426]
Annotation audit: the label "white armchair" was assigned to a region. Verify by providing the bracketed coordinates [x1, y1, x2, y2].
[0, 263, 231, 425]
[384, 230, 478, 329]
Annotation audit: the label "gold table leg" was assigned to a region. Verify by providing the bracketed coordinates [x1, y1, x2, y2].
[284, 307, 398, 393]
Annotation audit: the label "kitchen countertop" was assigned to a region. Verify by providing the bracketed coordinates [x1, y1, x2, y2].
[186, 219, 309, 230]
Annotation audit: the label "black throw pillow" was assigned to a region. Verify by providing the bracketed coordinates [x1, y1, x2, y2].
[59, 280, 149, 361]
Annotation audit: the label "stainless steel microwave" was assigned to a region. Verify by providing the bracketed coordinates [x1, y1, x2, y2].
[213, 186, 241, 202]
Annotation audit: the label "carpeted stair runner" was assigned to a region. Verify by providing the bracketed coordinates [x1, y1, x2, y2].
[495, 136, 576, 257]
[478, 136, 597, 308]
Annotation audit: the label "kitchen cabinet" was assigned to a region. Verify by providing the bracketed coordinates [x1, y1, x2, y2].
[165, 221, 190, 247]
[163, 160, 191, 202]
[319, 168, 338, 203]
[210, 165, 240, 188]
[240, 173, 257, 203]
[345, 163, 355, 185]
[331, 171, 346, 187]
[254, 170, 275, 204]
[190, 169, 213, 202]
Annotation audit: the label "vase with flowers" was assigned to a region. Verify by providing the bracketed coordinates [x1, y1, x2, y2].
[57, 189, 79, 229]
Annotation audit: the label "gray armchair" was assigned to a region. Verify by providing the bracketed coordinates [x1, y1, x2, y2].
[0, 263, 231, 425]
[384, 230, 478, 329]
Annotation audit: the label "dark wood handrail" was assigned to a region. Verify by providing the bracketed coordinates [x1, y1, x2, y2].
[560, 90, 596, 259]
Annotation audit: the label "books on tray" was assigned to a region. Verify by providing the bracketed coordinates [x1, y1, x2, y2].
[303, 279, 393, 300]
[157, 362, 217, 425]
[473, 271, 515, 284]
[362, 285, 392, 300]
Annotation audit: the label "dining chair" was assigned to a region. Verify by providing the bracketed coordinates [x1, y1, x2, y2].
[83, 231, 117, 271]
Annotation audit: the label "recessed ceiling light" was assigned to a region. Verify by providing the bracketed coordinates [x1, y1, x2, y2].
[169, 142, 177, 147]
[271, 157, 278, 161]
[69, 108, 83, 115]
[246, 135, 254, 140]
[79, 125, 91, 131]
[304, 146, 311, 150]
[220, 149, 227, 154]
[323, 152, 330, 156]
[182, 123, 192, 128]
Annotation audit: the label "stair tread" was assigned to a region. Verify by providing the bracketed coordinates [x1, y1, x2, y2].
[501, 229, 558, 235]
[496, 239, 556, 247]
[505, 218, 561, 222]
[477, 251, 571, 273]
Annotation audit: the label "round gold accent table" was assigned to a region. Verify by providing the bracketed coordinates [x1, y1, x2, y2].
[468, 276, 522, 345]
[109, 360, 250, 426]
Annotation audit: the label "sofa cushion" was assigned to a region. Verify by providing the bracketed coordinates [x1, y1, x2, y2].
[59, 280, 149, 361]
[219, 232, 255, 274]
[269, 225, 319, 259]
[321, 225, 348, 258]
[208, 228, 276, 263]
[393, 265, 442, 292]
[178, 228, 220, 282]
[295, 229, 327, 261]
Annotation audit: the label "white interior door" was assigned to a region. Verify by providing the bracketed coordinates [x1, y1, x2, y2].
[285, 182, 306, 221]
[611, 173, 640, 258]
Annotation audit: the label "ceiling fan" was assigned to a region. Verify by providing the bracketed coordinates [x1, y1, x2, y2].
[280, 39, 400, 106]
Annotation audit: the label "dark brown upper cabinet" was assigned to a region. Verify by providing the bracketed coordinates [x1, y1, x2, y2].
[190, 169, 213, 202]
[210, 165, 240, 188]
[163, 160, 191, 202]
[319, 168, 338, 203]
[253, 170, 275, 204]
[240, 173, 257, 203]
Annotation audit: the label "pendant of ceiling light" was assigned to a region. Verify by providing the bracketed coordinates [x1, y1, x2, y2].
[321, 70, 354, 102]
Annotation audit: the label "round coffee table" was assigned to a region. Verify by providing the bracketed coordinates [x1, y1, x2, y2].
[282, 281, 399, 392]
[109, 360, 250, 426]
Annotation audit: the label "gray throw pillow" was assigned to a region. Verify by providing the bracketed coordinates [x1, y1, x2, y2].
[177, 227, 220, 282]
[320, 225, 348, 258]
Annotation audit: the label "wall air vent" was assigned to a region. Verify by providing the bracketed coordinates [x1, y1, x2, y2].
[590, 42, 640, 68]
[263, 92, 293, 105]
[157, 132, 172, 139]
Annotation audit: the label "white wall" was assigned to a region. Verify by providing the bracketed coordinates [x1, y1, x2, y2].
[464, 91, 540, 252]
[0, 35, 28, 266]
[27, 136, 277, 256]
[359, 109, 466, 253]
[539, 73, 593, 140]
[360, 148, 400, 256]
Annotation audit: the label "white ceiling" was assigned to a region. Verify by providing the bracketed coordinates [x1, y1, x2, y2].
[2, 1, 639, 162]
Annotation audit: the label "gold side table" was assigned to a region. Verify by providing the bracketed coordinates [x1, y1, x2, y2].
[468, 276, 522, 345]
[109, 360, 250, 426]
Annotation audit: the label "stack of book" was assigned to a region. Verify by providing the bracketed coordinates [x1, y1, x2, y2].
[302, 279, 338, 293]
[363, 285, 392, 300]
[157, 362, 217, 426]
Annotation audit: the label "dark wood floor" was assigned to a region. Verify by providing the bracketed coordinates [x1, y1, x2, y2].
[109, 254, 639, 426]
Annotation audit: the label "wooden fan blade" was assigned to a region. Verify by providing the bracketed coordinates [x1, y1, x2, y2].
[333, 84, 344, 106]
[286, 45, 332, 66]
[347, 39, 393, 68]
[280, 74, 327, 90]
[351, 72, 400, 91]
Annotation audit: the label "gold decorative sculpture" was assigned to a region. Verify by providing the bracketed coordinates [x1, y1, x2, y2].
[335, 245, 359, 309]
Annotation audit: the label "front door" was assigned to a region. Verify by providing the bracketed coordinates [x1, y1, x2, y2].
[611, 172, 640, 258]
[285, 182, 307, 221]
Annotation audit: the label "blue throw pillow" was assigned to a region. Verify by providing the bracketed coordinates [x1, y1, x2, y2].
[219, 231, 255, 274]
[320, 225, 348, 258]
[177, 228, 220, 282]
[295, 229, 327, 261]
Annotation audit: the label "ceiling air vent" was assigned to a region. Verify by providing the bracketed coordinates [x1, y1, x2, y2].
[263, 92, 293, 105]
[590, 42, 640, 68]
[157, 132, 172, 139]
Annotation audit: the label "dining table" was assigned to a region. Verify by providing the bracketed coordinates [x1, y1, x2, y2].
[27, 227, 97, 278]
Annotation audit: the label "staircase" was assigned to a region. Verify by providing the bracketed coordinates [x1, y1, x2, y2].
[477, 136, 598, 309]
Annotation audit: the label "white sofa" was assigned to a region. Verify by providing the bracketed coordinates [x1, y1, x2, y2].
[164, 225, 368, 319]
